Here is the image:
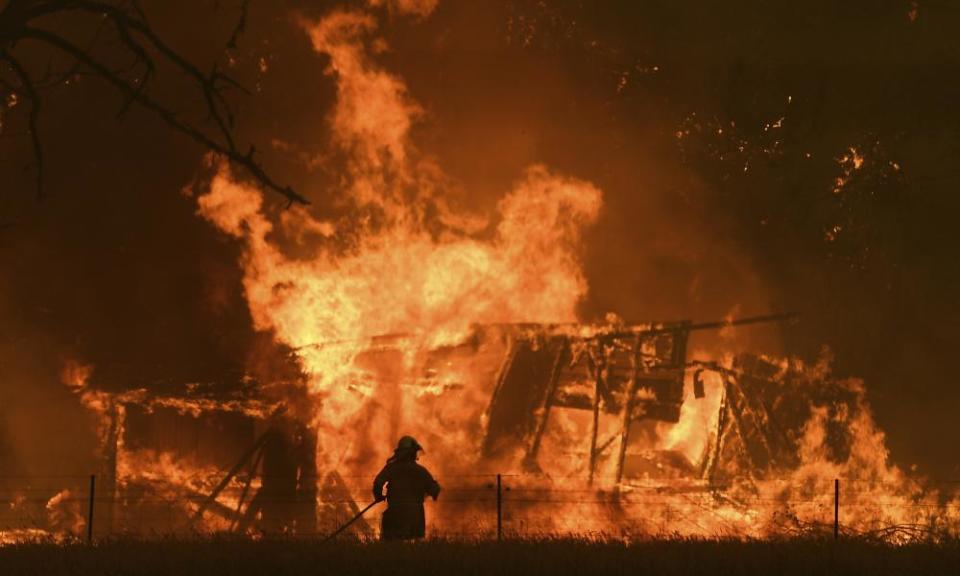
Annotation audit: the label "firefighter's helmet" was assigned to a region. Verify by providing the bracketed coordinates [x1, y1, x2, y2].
[396, 435, 423, 453]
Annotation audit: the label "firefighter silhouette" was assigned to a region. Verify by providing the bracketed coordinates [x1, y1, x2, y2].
[372, 436, 441, 539]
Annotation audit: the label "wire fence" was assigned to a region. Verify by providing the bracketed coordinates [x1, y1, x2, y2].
[2, 474, 960, 543]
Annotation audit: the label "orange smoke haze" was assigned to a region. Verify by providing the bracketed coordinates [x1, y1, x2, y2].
[4, 0, 959, 545]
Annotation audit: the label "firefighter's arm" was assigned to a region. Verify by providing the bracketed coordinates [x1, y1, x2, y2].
[372, 466, 389, 502]
[423, 469, 441, 501]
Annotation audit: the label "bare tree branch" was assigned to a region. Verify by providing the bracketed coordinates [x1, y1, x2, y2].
[1, 48, 43, 198]
[57, 1, 242, 153]
[0, 0, 308, 205]
[227, 0, 251, 50]
[19, 25, 308, 205]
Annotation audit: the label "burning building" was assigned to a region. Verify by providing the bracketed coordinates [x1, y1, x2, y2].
[4, 311, 945, 542]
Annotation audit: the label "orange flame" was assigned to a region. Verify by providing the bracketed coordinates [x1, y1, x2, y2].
[198, 3, 602, 481]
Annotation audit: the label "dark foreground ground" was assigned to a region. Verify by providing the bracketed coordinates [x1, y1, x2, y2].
[2, 537, 959, 576]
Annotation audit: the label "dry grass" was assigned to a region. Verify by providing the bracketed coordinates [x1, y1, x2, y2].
[1, 536, 959, 575]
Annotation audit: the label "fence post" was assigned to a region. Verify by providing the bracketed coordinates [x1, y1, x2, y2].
[496, 473, 502, 541]
[87, 474, 96, 543]
[833, 478, 839, 540]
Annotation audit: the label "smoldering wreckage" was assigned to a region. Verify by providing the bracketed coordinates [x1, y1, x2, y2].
[4, 311, 957, 542]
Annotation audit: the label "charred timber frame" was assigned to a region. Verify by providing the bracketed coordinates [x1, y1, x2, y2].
[587, 349, 605, 486]
[481, 334, 519, 455]
[481, 313, 795, 487]
[614, 343, 643, 486]
[229, 446, 265, 531]
[700, 379, 730, 482]
[695, 360, 806, 483]
[98, 400, 123, 535]
[524, 339, 569, 471]
[191, 406, 287, 524]
[303, 313, 797, 350]
[317, 470, 374, 538]
[614, 323, 691, 484]
[520, 323, 694, 485]
[521, 337, 608, 482]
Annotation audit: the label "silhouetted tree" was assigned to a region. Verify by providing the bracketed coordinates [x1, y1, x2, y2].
[0, 0, 305, 204]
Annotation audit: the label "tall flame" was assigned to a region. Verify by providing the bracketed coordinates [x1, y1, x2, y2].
[198, 3, 602, 461]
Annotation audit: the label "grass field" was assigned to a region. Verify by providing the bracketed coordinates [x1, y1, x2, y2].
[2, 537, 959, 575]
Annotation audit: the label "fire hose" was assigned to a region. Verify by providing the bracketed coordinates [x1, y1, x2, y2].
[320, 499, 382, 543]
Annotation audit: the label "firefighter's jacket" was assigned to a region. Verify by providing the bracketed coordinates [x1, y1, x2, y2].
[372, 458, 441, 539]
